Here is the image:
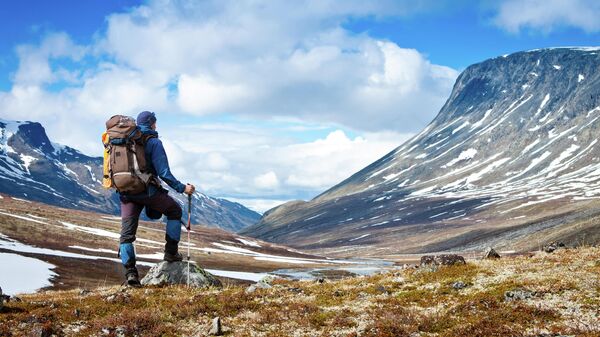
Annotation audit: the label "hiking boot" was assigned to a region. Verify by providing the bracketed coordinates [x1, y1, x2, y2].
[163, 251, 183, 262]
[126, 268, 141, 287]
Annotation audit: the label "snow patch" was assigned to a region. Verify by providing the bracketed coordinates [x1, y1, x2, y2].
[19, 155, 37, 174]
[235, 238, 262, 248]
[349, 234, 371, 242]
[442, 148, 477, 168]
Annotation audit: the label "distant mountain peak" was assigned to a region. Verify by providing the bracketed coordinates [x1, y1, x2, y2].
[0, 118, 261, 232]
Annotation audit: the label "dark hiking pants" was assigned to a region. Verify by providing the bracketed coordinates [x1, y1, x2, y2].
[119, 191, 182, 269]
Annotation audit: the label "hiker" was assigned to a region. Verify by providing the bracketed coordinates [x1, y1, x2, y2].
[117, 111, 195, 286]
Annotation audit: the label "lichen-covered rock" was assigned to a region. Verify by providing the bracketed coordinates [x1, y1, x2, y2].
[504, 288, 535, 302]
[141, 261, 222, 288]
[452, 281, 467, 289]
[543, 241, 565, 253]
[420, 254, 466, 266]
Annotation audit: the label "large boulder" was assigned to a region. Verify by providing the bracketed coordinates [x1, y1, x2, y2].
[141, 262, 222, 288]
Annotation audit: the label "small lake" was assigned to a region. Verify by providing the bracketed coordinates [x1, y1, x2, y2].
[271, 258, 400, 280]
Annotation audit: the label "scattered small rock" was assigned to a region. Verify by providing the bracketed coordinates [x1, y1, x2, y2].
[375, 285, 390, 295]
[208, 317, 222, 336]
[333, 290, 345, 297]
[78, 289, 91, 296]
[316, 277, 325, 284]
[452, 281, 467, 290]
[29, 323, 53, 337]
[483, 247, 501, 259]
[543, 241, 565, 253]
[245, 283, 270, 294]
[288, 287, 302, 294]
[258, 275, 277, 285]
[420, 254, 466, 266]
[504, 288, 535, 302]
[73, 309, 80, 318]
[419, 255, 436, 266]
[10, 296, 22, 302]
[115, 326, 126, 337]
[104, 292, 131, 304]
[392, 276, 405, 284]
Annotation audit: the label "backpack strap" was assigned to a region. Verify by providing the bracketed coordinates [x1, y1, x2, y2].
[141, 133, 157, 145]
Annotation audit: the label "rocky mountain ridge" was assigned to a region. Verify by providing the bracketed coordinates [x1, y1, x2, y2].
[241, 47, 600, 256]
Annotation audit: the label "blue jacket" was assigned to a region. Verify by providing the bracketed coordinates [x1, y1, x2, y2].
[144, 137, 186, 194]
[121, 126, 186, 197]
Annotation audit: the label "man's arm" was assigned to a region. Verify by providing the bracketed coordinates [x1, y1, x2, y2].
[148, 138, 187, 193]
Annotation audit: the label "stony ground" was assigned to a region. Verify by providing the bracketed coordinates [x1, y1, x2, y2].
[1, 246, 599, 336]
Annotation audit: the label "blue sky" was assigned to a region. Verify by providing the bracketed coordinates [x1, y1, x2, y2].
[0, 0, 599, 212]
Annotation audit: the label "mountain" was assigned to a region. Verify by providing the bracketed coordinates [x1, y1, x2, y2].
[0, 119, 260, 231]
[240, 47, 600, 256]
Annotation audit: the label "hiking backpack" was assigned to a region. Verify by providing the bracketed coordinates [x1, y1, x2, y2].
[102, 115, 156, 194]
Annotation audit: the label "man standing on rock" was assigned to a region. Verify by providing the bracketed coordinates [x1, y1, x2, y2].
[119, 111, 195, 286]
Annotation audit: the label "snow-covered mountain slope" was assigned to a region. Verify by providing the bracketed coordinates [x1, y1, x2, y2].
[0, 119, 260, 231]
[241, 47, 600, 256]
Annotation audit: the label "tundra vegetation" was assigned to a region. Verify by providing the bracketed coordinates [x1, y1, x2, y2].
[1, 246, 598, 336]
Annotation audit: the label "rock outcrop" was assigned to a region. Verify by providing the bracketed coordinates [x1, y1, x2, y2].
[141, 261, 222, 288]
[484, 247, 501, 259]
[420, 254, 466, 266]
[245, 275, 277, 294]
[543, 241, 565, 253]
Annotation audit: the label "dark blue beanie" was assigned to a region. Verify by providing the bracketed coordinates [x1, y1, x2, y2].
[137, 111, 157, 126]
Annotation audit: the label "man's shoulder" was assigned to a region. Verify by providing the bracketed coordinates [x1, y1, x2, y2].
[145, 135, 162, 147]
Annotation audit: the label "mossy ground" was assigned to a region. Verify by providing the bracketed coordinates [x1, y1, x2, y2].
[1, 246, 599, 336]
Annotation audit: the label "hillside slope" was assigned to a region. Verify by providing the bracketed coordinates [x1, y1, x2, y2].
[241, 48, 600, 256]
[0, 194, 342, 291]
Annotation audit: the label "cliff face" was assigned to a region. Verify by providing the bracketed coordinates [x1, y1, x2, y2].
[241, 48, 600, 255]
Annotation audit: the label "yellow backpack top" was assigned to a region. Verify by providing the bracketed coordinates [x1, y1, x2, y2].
[101, 131, 113, 189]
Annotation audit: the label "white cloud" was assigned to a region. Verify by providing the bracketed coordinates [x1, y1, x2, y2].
[13, 32, 86, 86]
[160, 123, 411, 203]
[254, 171, 280, 190]
[0, 0, 454, 208]
[223, 197, 292, 214]
[491, 0, 600, 33]
[177, 74, 252, 115]
[93, 0, 458, 133]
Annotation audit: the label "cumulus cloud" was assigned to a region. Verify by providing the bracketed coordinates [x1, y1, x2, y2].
[159, 123, 410, 205]
[94, 0, 458, 133]
[0, 0, 456, 209]
[491, 0, 600, 33]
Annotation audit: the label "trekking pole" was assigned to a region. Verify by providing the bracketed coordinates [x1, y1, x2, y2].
[187, 193, 192, 287]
